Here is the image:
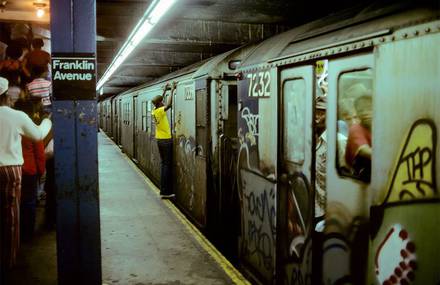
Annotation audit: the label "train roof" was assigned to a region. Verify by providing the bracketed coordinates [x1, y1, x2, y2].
[116, 59, 209, 97]
[193, 43, 257, 79]
[239, 1, 440, 69]
[109, 43, 258, 100]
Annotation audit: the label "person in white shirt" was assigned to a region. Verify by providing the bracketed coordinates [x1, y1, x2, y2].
[0, 76, 51, 275]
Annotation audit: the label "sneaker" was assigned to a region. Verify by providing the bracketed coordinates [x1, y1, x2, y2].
[160, 194, 175, 199]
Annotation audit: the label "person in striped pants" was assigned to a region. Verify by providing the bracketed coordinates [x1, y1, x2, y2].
[0, 77, 51, 280]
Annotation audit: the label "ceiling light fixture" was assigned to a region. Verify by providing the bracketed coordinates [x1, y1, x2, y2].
[33, 1, 46, 18]
[36, 8, 44, 17]
[0, 1, 7, 12]
[96, 0, 178, 91]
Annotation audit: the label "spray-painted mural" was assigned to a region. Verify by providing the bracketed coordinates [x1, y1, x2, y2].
[237, 95, 260, 172]
[369, 119, 439, 285]
[175, 135, 206, 225]
[381, 119, 436, 202]
[176, 136, 197, 208]
[322, 119, 438, 285]
[237, 75, 277, 283]
[240, 170, 277, 281]
[283, 172, 314, 285]
[323, 202, 368, 285]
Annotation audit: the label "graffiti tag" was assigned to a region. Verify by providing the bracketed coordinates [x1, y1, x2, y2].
[374, 224, 417, 284]
[241, 107, 259, 146]
[286, 238, 313, 285]
[240, 169, 276, 280]
[176, 136, 198, 210]
[385, 119, 437, 203]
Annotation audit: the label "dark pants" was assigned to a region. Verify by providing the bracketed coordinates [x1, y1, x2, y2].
[21, 174, 38, 241]
[157, 139, 173, 195]
[44, 158, 56, 228]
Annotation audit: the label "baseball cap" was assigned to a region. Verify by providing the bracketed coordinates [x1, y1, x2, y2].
[0, 77, 8, 95]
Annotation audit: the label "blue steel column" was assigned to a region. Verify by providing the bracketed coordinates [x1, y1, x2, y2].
[50, 1, 101, 284]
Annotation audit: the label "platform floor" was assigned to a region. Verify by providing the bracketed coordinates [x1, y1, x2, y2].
[99, 132, 241, 285]
[8, 132, 247, 284]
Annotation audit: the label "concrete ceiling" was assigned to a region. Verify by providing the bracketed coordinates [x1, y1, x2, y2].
[0, 0, 370, 97]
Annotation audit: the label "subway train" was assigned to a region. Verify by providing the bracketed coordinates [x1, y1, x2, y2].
[99, 3, 440, 284]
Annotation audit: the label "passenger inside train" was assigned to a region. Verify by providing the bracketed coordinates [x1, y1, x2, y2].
[338, 71, 373, 182]
[344, 84, 373, 182]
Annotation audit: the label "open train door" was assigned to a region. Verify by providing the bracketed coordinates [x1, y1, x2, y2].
[278, 65, 315, 284]
[215, 80, 240, 260]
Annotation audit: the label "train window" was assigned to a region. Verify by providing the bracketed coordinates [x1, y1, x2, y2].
[123, 103, 125, 124]
[337, 69, 373, 182]
[147, 100, 152, 134]
[128, 102, 131, 125]
[221, 85, 229, 120]
[123, 102, 131, 125]
[196, 88, 207, 156]
[283, 78, 305, 164]
[141, 101, 147, 131]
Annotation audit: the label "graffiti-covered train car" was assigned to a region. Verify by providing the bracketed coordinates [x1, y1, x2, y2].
[235, 2, 440, 285]
[99, 2, 440, 284]
[98, 98, 112, 135]
[101, 45, 257, 238]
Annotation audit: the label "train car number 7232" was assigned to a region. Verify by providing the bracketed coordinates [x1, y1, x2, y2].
[246, 71, 271, 98]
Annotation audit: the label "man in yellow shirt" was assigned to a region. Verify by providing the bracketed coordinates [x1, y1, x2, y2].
[152, 82, 176, 198]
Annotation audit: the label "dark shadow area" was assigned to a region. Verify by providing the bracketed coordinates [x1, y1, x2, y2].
[7, 199, 57, 285]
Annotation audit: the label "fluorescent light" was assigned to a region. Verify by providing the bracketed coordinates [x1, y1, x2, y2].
[96, 0, 178, 91]
[149, 0, 176, 24]
[130, 22, 154, 47]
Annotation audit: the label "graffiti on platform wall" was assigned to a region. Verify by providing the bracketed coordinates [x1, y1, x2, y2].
[240, 169, 276, 281]
[384, 119, 437, 203]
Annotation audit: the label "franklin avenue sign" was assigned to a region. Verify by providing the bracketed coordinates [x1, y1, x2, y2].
[52, 53, 96, 100]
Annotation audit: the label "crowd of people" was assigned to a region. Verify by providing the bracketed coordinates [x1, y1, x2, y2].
[0, 34, 54, 280]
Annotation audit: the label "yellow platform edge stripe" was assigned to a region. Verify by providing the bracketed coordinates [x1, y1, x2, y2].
[101, 133, 250, 285]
